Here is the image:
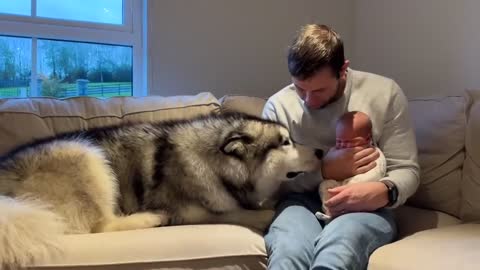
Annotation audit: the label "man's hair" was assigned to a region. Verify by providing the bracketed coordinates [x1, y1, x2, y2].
[287, 24, 345, 80]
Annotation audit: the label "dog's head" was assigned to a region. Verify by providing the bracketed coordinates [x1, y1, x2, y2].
[218, 115, 322, 206]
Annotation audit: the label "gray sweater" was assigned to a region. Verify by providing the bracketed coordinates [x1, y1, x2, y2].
[262, 69, 420, 208]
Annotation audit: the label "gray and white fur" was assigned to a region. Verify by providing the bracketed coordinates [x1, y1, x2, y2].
[0, 113, 322, 269]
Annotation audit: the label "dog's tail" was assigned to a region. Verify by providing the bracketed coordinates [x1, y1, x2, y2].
[0, 196, 65, 269]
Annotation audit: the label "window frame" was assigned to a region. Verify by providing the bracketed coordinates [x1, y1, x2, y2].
[0, 0, 146, 96]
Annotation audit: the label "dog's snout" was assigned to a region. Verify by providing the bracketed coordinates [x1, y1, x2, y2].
[286, 172, 301, 179]
[314, 149, 324, 159]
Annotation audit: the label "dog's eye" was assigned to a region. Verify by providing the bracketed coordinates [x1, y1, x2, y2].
[282, 139, 290, 146]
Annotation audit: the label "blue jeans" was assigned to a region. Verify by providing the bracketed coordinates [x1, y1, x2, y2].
[264, 192, 396, 270]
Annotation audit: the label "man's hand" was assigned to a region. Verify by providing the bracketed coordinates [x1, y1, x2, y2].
[321, 146, 379, 180]
[324, 182, 389, 218]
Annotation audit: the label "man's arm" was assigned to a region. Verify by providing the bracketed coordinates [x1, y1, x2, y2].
[378, 82, 420, 208]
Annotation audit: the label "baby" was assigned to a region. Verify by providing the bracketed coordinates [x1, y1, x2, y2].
[315, 111, 386, 221]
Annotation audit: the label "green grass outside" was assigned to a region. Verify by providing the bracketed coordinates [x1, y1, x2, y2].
[0, 82, 132, 98]
[59, 82, 132, 90]
[0, 87, 26, 97]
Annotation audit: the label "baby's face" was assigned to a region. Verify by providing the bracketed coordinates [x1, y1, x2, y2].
[336, 135, 372, 149]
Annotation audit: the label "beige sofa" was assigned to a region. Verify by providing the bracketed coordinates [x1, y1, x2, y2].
[0, 90, 479, 270]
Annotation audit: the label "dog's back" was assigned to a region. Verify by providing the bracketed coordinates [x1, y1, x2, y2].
[0, 113, 321, 268]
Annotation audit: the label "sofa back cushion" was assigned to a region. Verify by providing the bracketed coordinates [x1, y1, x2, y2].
[219, 95, 267, 117]
[406, 96, 466, 217]
[0, 92, 220, 156]
[461, 89, 480, 222]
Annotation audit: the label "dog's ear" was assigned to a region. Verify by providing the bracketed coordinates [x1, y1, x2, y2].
[221, 132, 253, 159]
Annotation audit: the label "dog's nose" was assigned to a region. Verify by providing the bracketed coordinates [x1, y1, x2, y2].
[314, 149, 324, 159]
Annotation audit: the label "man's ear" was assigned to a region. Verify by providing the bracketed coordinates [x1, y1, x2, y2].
[221, 132, 252, 159]
[340, 60, 350, 78]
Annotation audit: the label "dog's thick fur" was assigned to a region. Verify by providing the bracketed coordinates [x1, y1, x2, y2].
[0, 113, 321, 269]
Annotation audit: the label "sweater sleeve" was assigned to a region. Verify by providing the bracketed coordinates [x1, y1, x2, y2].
[379, 82, 420, 208]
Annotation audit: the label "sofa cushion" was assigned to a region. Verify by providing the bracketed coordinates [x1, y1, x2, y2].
[368, 223, 480, 270]
[31, 225, 267, 270]
[393, 205, 461, 239]
[461, 89, 480, 222]
[0, 92, 220, 156]
[406, 96, 466, 217]
[219, 95, 267, 117]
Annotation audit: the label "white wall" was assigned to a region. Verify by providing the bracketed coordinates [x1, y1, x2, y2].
[147, 0, 354, 98]
[147, 1, 480, 99]
[352, 0, 480, 98]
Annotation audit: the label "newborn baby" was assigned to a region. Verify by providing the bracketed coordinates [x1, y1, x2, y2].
[315, 111, 386, 221]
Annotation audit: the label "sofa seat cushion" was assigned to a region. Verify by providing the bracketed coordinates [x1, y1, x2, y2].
[30, 225, 267, 270]
[393, 205, 461, 239]
[368, 223, 480, 270]
[0, 92, 220, 156]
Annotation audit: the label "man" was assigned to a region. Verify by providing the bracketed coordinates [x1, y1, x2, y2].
[262, 24, 420, 270]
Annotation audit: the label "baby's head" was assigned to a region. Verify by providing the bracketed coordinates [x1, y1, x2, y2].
[336, 111, 373, 149]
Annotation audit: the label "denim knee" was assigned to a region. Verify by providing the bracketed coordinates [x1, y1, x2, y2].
[311, 210, 397, 270]
[265, 192, 323, 270]
[265, 231, 315, 270]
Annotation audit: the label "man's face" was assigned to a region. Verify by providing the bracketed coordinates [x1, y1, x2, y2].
[292, 65, 348, 109]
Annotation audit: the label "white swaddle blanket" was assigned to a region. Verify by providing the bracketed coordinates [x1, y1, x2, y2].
[316, 147, 387, 221]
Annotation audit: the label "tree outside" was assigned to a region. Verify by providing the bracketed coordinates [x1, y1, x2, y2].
[0, 36, 133, 98]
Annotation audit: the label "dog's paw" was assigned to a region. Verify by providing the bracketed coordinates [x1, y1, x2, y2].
[96, 212, 170, 232]
[135, 212, 169, 228]
[251, 209, 275, 232]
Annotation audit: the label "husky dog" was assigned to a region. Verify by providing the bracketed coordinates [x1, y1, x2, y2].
[0, 112, 322, 268]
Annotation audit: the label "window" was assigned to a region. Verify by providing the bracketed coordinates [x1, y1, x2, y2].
[0, 0, 145, 98]
[0, 36, 31, 97]
[0, 0, 30, 16]
[36, 0, 123, 25]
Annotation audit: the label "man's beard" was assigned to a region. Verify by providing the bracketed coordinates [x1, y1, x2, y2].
[319, 79, 345, 109]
